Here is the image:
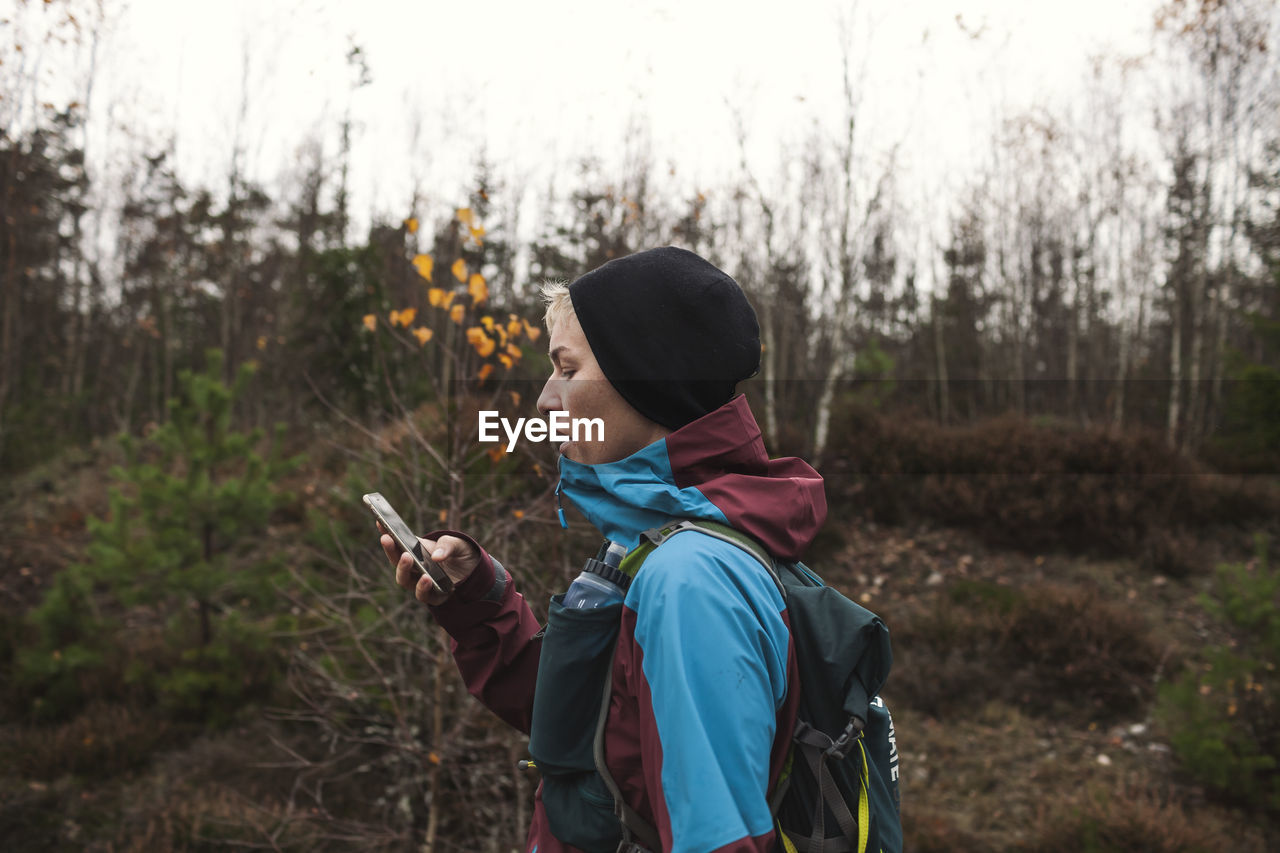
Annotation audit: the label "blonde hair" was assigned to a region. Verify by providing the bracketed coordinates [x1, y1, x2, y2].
[539, 280, 574, 335]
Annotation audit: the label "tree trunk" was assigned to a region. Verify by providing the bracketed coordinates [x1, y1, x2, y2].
[811, 352, 843, 468]
[200, 520, 215, 646]
[0, 144, 18, 451]
[1167, 284, 1183, 451]
[1067, 252, 1081, 422]
[1012, 256, 1027, 417]
[761, 295, 779, 449]
[932, 291, 949, 425]
[1186, 228, 1207, 451]
[62, 21, 100, 404]
[119, 335, 145, 433]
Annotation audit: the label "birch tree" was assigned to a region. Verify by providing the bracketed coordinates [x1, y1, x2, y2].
[1155, 0, 1278, 448]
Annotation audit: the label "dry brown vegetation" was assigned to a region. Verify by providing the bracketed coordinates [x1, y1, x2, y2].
[2, 410, 1278, 851]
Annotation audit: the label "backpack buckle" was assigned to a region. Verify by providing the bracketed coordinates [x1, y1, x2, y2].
[828, 718, 864, 760]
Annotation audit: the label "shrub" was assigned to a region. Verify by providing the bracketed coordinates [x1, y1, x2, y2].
[904, 814, 988, 853]
[14, 571, 124, 722]
[270, 278, 566, 850]
[1156, 534, 1280, 812]
[16, 350, 297, 724]
[0, 701, 175, 781]
[823, 405, 1279, 560]
[1022, 782, 1266, 853]
[1139, 528, 1207, 579]
[893, 580, 1162, 721]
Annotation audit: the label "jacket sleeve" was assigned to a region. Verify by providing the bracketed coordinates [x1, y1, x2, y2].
[424, 530, 543, 734]
[623, 534, 792, 853]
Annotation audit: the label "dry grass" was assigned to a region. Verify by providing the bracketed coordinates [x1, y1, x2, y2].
[888, 579, 1165, 722]
[0, 701, 177, 781]
[1021, 782, 1270, 853]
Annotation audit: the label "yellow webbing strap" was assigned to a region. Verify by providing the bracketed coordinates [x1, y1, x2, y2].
[778, 823, 799, 853]
[856, 739, 871, 853]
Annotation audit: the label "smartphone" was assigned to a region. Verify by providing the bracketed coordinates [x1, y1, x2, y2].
[363, 492, 456, 597]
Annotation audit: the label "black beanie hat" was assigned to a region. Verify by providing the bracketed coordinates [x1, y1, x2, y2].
[568, 246, 761, 431]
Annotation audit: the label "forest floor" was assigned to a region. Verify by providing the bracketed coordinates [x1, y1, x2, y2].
[1, 440, 1277, 852]
[824, 516, 1274, 851]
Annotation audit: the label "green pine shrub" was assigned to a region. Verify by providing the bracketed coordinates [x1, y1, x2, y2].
[1156, 534, 1280, 812]
[16, 350, 298, 725]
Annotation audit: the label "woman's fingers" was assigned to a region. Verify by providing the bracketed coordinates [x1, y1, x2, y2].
[381, 527, 476, 605]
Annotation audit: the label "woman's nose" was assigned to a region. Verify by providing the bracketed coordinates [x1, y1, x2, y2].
[536, 375, 561, 418]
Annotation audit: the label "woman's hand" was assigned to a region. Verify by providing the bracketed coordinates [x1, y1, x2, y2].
[378, 522, 480, 605]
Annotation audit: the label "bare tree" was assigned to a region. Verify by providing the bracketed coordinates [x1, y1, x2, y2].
[1154, 0, 1278, 448]
[810, 12, 901, 464]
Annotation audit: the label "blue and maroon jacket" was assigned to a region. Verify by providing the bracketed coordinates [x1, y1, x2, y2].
[429, 394, 827, 853]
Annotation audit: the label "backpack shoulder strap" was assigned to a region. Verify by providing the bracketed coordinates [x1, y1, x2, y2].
[635, 518, 786, 598]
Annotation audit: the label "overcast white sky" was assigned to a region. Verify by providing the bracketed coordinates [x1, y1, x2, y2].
[9, 0, 1165, 241]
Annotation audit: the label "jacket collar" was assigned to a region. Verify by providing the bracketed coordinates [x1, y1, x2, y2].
[555, 395, 827, 561]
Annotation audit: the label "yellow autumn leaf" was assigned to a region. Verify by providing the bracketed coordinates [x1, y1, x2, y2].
[477, 363, 494, 382]
[427, 287, 444, 307]
[256, 335, 267, 350]
[469, 273, 488, 306]
[466, 327, 496, 357]
[512, 509, 525, 520]
[441, 291, 457, 308]
[480, 315, 495, 333]
[390, 307, 417, 328]
[487, 447, 504, 463]
[412, 254, 434, 281]
[523, 320, 542, 341]
[506, 342, 522, 360]
[456, 207, 474, 226]
[362, 314, 377, 332]
[412, 327, 433, 345]
[405, 217, 419, 234]
[450, 304, 465, 324]
[428, 751, 441, 765]
[452, 258, 468, 282]
[438, 509, 448, 523]
[495, 325, 508, 347]
[498, 354, 514, 369]
[507, 318, 523, 339]
[510, 391, 521, 407]
[469, 224, 486, 244]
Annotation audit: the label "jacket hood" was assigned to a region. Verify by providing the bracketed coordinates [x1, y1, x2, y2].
[556, 394, 827, 561]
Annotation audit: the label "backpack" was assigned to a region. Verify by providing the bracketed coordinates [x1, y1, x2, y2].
[527, 519, 902, 853]
[598, 520, 902, 853]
